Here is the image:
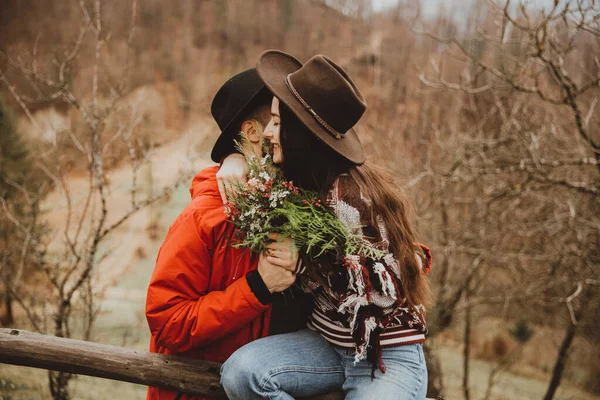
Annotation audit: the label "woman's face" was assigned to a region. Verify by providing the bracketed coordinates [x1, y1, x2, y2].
[263, 96, 283, 164]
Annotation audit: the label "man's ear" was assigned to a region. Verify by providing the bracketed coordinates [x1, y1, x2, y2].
[241, 120, 260, 143]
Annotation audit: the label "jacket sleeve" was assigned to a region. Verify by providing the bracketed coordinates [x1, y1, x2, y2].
[145, 210, 268, 353]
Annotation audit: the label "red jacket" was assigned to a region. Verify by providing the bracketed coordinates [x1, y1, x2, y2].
[146, 166, 271, 400]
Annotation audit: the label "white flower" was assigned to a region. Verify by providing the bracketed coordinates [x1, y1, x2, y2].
[247, 178, 261, 188]
[269, 192, 279, 205]
[249, 222, 262, 233]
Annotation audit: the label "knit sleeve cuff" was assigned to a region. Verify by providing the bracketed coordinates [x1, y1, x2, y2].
[246, 270, 273, 305]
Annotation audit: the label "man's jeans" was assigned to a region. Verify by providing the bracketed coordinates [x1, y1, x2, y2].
[221, 329, 428, 400]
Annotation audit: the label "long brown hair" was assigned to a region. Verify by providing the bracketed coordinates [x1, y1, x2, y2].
[280, 105, 432, 308]
[349, 164, 433, 308]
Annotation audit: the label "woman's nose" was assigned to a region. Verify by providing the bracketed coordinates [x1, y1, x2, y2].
[263, 126, 272, 138]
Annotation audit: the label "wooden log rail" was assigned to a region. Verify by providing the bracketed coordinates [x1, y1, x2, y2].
[0, 328, 344, 399]
[0, 329, 438, 399]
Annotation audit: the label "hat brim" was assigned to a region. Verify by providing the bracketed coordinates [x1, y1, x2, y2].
[256, 50, 366, 165]
[210, 88, 270, 163]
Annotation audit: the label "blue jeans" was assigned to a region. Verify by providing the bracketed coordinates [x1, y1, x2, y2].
[221, 329, 428, 400]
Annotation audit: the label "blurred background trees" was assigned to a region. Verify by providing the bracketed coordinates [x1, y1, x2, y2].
[0, 96, 47, 328]
[1, 1, 187, 398]
[0, 0, 598, 399]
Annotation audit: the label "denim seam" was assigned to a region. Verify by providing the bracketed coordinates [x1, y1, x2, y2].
[409, 346, 426, 399]
[258, 366, 345, 396]
[267, 366, 344, 375]
[265, 388, 282, 400]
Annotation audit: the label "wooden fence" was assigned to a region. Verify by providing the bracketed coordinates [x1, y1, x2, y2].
[0, 328, 438, 399]
[0, 328, 345, 399]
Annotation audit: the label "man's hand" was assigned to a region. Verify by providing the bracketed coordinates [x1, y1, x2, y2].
[258, 252, 296, 293]
[265, 233, 298, 272]
[217, 153, 248, 204]
[257, 234, 299, 293]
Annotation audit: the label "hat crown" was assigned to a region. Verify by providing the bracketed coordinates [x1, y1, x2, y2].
[211, 69, 264, 131]
[256, 49, 366, 165]
[209, 68, 266, 163]
[287, 55, 366, 137]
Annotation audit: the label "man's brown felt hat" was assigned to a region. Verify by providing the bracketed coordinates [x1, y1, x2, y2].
[256, 50, 366, 165]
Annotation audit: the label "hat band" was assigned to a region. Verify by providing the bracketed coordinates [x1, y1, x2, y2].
[285, 75, 346, 140]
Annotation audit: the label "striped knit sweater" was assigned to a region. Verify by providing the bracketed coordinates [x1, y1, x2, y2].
[298, 174, 431, 372]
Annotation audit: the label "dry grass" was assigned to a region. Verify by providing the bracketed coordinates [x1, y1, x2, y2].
[438, 316, 600, 395]
[134, 246, 148, 260]
[477, 332, 515, 361]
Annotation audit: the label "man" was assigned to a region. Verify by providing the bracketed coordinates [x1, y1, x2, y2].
[145, 68, 310, 400]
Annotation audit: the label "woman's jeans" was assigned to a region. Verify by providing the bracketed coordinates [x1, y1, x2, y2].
[221, 329, 428, 400]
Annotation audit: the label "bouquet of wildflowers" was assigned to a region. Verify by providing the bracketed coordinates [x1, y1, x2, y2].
[224, 145, 381, 264]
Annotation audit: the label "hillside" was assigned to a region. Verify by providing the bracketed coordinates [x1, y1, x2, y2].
[1, 0, 599, 399]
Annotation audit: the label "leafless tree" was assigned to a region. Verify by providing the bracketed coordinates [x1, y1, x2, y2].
[0, 0, 189, 398]
[409, 1, 600, 398]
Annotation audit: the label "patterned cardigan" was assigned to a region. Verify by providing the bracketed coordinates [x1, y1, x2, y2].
[298, 173, 432, 373]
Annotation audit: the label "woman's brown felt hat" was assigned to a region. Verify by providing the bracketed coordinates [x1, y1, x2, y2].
[256, 50, 366, 165]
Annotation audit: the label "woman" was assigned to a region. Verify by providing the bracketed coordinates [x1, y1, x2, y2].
[220, 50, 432, 400]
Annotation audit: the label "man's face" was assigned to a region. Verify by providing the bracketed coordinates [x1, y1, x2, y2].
[241, 103, 271, 159]
[263, 97, 282, 164]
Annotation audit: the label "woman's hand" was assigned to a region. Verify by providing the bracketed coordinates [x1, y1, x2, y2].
[217, 153, 248, 204]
